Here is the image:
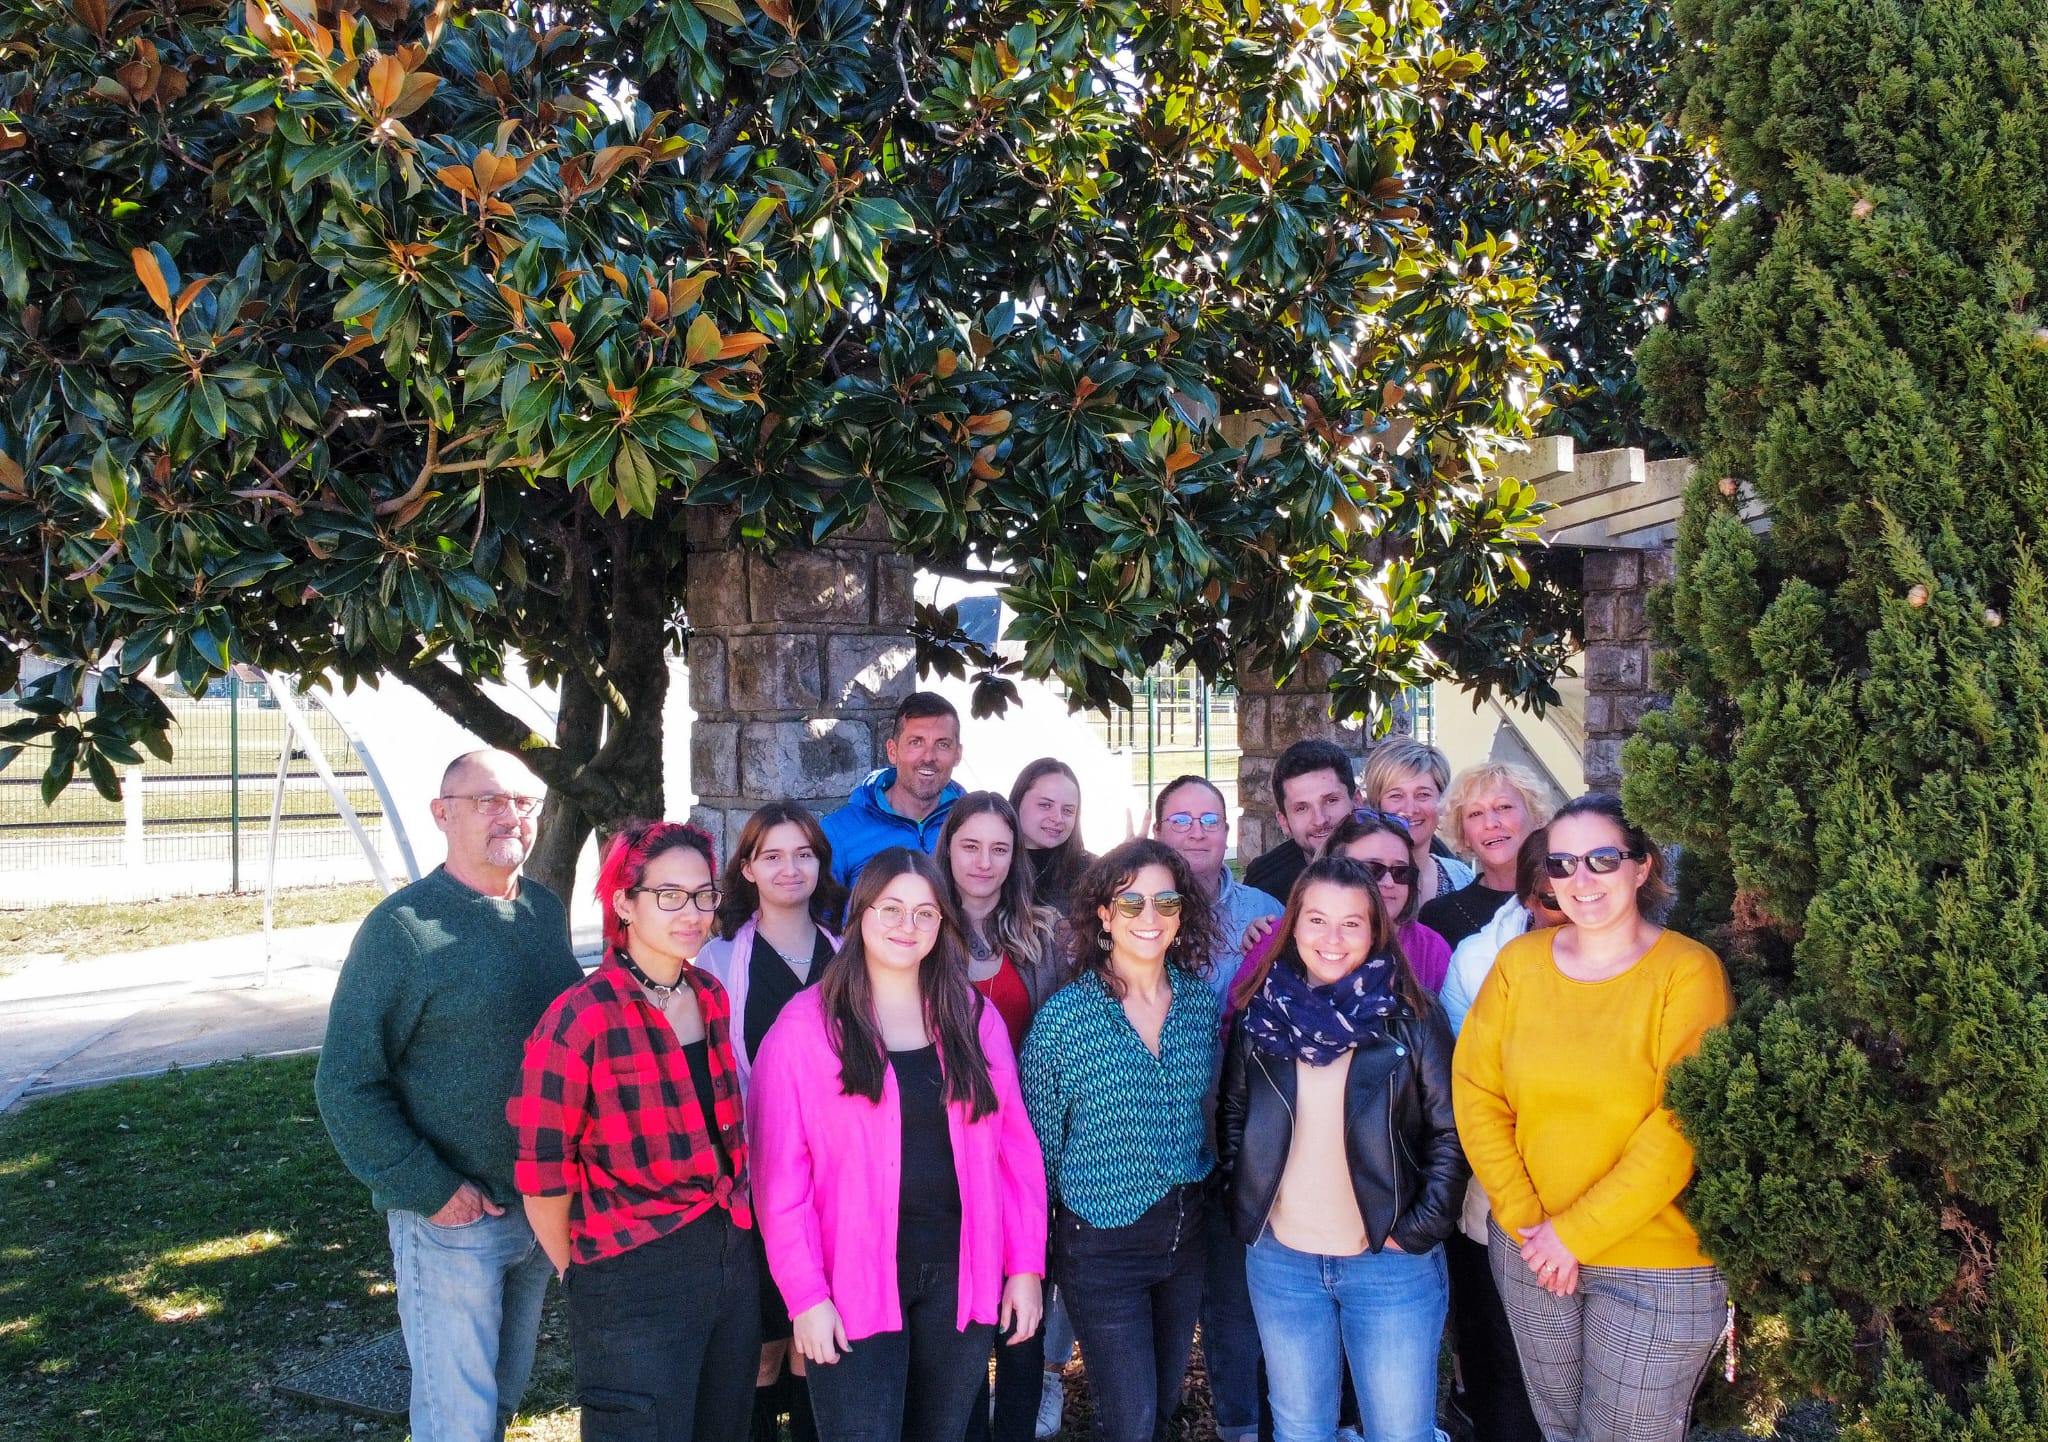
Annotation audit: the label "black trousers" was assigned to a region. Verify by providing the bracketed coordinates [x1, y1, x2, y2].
[963, 1308, 1048, 1442]
[806, 1255, 997, 1442]
[1053, 1186, 1208, 1442]
[566, 1210, 763, 1442]
[1445, 1230, 1543, 1442]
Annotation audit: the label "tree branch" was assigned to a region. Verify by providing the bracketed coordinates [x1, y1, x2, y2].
[698, 96, 762, 177]
[397, 651, 617, 815]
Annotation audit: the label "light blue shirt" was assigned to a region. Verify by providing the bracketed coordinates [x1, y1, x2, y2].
[1203, 869, 1284, 1012]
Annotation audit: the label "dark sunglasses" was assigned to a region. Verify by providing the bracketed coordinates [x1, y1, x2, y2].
[1542, 847, 1647, 880]
[1352, 806, 1411, 833]
[1111, 890, 1184, 918]
[1359, 859, 1420, 887]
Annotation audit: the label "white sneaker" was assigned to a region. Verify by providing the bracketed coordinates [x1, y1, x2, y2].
[1034, 1371, 1064, 1439]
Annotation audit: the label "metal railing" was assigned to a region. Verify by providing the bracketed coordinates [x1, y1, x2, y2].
[0, 675, 395, 905]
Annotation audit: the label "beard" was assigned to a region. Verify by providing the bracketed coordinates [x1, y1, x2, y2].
[483, 833, 529, 869]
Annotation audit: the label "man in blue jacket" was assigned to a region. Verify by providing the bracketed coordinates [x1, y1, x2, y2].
[822, 691, 966, 887]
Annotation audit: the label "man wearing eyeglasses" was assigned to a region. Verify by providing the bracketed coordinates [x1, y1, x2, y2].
[1150, 773, 1282, 1442]
[317, 749, 582, 1442]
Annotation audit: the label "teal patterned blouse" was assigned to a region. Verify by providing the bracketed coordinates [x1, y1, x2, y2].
[1019, 966, 1220, 1229]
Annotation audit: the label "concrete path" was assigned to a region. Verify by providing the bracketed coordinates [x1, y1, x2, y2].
[0, 918, 603, 1112]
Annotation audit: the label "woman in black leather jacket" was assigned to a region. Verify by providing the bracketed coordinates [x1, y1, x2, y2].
[1218, 855, 1466, 1442]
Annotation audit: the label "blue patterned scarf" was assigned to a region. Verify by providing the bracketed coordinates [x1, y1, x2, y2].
[1242, 952, 1400, 1066]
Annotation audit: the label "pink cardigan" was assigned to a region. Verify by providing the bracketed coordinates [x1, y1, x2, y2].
[749, 989, 1048, 1341]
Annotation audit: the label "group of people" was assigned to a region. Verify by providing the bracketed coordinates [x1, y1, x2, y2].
[315, 691, 1735, 1442]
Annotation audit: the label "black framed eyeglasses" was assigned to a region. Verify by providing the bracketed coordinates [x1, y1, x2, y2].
[628, 885, 722, 912]
[1111, 890, 1184, 918]
[1542, 847, 1647, 880]
[1352, 806, 1411, 834]
[1161, 811, 1225, 835]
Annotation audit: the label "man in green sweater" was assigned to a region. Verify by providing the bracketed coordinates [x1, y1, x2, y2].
[317, 749, 582, 1442]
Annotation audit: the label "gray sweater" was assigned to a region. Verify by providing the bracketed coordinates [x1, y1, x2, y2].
[315, 867, 580, 1215]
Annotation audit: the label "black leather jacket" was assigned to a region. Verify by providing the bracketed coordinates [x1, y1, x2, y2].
[1217, 998, 1467, 1254]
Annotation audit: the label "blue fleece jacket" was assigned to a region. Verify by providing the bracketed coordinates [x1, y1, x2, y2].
[820, 767, 965, 888]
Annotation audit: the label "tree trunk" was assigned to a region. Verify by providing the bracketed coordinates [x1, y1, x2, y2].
[523, 520, 674, 910]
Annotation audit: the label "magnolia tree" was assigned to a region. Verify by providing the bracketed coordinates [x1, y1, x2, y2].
[0, 0, 1558, 891]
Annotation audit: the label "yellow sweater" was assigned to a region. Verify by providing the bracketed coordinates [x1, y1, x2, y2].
[1451, 927, 1732, 1270]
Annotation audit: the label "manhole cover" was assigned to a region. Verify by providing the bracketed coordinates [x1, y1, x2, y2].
[275, 1329, 410, 1420]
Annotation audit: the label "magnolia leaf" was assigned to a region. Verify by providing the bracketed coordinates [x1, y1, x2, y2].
[691, 0, 747, 27]
[131, 246, 172, 313]
[367, 53, 405, 113]
[714, 330, 770, 360]
[685, 313, 722, 367]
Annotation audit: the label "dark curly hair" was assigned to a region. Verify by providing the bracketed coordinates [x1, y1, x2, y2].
[1065, 838, 1221, 997]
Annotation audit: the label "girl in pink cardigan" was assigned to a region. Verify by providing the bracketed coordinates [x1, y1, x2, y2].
[750, 846, 1048, 1442]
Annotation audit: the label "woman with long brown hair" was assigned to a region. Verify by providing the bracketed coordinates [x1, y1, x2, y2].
[1218, 855, 1465, 1442]
[936, 792, 1065, 1442]
[1008, 758, 1092, 912]
[1020, 838, 1223, 1442]
[750, 848, 1046, 1442]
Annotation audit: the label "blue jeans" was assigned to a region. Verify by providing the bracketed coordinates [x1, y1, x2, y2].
[1201, 1193, 1263, 1442]
[1053, 1184, 1207, 1442]
[1245, 1232, 1449, 1442]
[388, 1206, 554, 1442]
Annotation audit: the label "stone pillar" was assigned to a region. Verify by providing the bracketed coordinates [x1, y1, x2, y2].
[1579, 545, 1675, 792]
[1232, 653, 1385, 861]
[684, 511, 918, 858]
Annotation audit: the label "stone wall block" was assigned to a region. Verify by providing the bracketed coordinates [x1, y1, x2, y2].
[874, 554, 918, 627]
[751, 550, 869, 624]
[687, 549, 748, 630]
[1235, 697, 1268, 752]
[1582, 693, 1613, 735]
[1582, 589, 1618, 642]
[690, 720, 740, 798]
[729, 633, 824, 713]
[688, 636, 728, 711]
[1641, 549, 1677, 586]
[740, 719, 871, 802]
[1585, 642, 1647, 691]
[1582, 738, 1625, 790]
[1580, 550, 1640, 592]
[1613, 694, 1669, 732]
[829, 636, 917, 709]
[1610, 587, 1649, 643]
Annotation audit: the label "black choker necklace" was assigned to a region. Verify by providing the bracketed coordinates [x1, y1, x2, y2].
[618, 949, 688, 1001]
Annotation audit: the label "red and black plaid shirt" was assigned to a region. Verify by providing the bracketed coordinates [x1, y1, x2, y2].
[510, 954, 751, 1263]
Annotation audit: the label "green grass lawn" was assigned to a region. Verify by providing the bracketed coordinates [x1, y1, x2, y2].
[0, 885, 386, 971]
[0, 1056, 580, 1442]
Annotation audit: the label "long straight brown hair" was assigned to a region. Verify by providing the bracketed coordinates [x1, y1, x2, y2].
[1230, 856, 1428, 1015]
[819, 847, 998, 1120]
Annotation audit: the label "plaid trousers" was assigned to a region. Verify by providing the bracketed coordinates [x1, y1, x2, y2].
[1488, 1219, 1727, 1442]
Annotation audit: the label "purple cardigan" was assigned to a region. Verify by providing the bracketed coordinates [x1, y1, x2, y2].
[748, 989, 1048, 1341]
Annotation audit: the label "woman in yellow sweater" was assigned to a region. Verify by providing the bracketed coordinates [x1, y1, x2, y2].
[1451, 793, 1732, 1442]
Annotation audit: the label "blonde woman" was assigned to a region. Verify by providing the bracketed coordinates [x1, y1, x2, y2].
[1359, 739, 1472, 908]
[1420, 762, 1553, 949]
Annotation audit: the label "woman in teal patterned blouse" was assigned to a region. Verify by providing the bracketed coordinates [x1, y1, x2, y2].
[1020, 838, 1222, 1442]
